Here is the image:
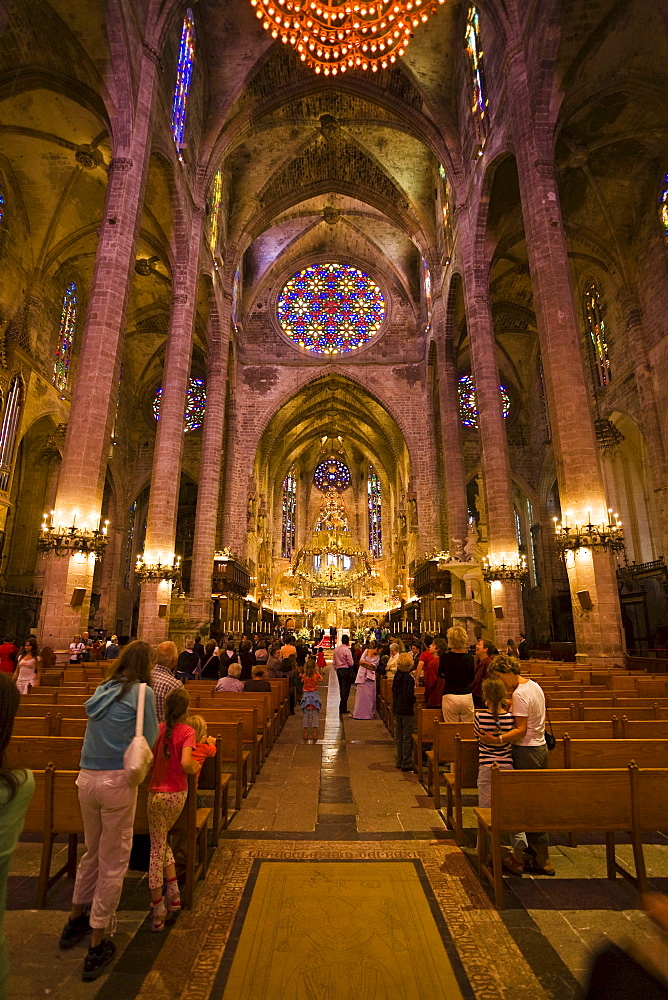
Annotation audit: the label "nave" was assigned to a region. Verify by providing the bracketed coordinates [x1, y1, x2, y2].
[6, 663, 668, 1000]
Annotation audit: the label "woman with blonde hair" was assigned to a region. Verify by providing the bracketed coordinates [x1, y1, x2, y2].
[437, 625, 475, 723]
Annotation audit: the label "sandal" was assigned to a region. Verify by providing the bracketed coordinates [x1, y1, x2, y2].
[151, 899, 167, 932]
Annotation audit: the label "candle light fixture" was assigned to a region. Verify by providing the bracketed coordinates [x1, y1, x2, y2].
[135, 553, 182, 583]
[248, 0, 446, 76]
[553, 509, 625, 554]
[38, 511, 109, 557]
[482, 552, 528, 583]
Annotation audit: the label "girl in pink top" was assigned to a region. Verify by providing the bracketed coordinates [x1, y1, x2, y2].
[148, 688, 199, 931]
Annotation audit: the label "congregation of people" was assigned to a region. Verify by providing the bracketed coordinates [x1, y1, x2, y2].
[0, 620, 546, 991]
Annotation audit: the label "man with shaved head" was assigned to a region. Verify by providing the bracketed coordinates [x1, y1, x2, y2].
[151, 640, 183, 722]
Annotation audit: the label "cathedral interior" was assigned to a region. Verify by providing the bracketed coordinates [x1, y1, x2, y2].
[2, 1, 668, 998]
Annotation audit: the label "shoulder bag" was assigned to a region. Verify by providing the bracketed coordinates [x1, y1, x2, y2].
[544, 705, 556, 751]
[123, 683, 154, 786]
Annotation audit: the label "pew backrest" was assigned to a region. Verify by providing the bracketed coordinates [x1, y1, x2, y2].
[6, 736, 83, 771]
[491, 767, 633, 832]
[622, 719, 668, 740]
[564, 738, 668, 770]
[12, 717, 51, 737]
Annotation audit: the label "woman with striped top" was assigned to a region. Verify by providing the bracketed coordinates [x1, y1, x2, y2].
[475, 677, 528, 874]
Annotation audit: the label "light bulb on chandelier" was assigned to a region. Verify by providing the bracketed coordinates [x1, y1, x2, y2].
[249, 0, 446, 74]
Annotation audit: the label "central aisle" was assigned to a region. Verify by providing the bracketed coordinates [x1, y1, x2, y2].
[225, 665, 447, 839]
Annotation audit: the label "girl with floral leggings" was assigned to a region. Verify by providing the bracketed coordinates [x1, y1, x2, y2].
[147, 688, 199, 931]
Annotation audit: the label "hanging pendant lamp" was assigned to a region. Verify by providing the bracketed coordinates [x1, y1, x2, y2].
[248, 0, 446, 75]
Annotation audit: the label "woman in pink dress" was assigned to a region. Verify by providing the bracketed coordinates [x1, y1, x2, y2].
[351, 642, 380, 720]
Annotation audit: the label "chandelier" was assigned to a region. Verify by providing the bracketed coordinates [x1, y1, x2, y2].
[135, 553, 182, 584]
[553, 510, 625, 555]
[249, 0, 447, 75]
[38, 511, 109, 558]
[482, 553, 528, 584]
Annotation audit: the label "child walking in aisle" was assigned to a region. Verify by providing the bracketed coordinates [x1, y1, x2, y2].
[148, 688, 200, 931]
[300, 656, 323, 743]
[474, 676, 527, 874]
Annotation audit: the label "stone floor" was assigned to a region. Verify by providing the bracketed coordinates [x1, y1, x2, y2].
[6, 664, 668, 999]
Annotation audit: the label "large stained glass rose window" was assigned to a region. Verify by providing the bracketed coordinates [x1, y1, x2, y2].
[277, 263, 385, 355]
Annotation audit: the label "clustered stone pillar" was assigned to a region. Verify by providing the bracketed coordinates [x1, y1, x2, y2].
[138, 207, 204, 644]
[432, 286, 468, 551]
[38, 46, 159, 651]
[506, 41, 624, 662]
[188, 279, 232, 615]
[460, 221, 524, 648]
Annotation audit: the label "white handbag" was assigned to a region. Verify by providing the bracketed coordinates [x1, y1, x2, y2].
[123, 683, 153, 787]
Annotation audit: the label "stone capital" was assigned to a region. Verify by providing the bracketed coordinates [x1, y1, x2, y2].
[109, 157, 134, 173]
[142, 41, 163, 70]
[172, 293, 189, 305]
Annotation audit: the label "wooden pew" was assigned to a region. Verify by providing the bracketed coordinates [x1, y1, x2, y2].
[200, 693, 273, 751]
[430, 721, 475, 808]
[197, 737, 230, 845]
[475, 768, 634, 907]
[622, 719, 668, 739]
[444, 737, 568, 844]
[563, 738, 668, 770]
[196, 707, 262, 780]
[628, 766, 668, 891]
[412, 706, 442, 782]
[429, 719, 619, 808]
[12, 716, 52, 736]
[6, 736, 83, 771]
[195, 719, 247, 812]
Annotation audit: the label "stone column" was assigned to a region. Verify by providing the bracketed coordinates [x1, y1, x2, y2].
[618, 287, 668, 556]
[137, 207, 204, 644]
[506, 43, 624, 662]
[189, 278, 232, 612]
[38, 46, 159, 651]
[460, 221, 523, 647]
[432, 287, 468, 551]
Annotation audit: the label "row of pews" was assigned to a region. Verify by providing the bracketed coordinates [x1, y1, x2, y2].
[379, 661, 668, 907]
[11, 666, 290, 909]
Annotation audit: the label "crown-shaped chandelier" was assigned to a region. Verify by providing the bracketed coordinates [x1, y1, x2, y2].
[249, 0, 447, 75]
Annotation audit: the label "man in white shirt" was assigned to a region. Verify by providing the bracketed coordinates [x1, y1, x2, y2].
[483, 655, 555, 876]
[333, 636, 354, 715]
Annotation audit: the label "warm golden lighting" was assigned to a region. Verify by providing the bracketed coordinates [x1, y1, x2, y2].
[248, 0, 446, 74]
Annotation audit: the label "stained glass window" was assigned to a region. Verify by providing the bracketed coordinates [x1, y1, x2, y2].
[458, 375, 510, 429]
[465, 6, 487, 121]
[314, 458, 351, 494]
[368, 464, 382, 558]
[585, 282, 611, 387]
[153, 377, 206, 433]
[422, 258, 432, 313]
[0, 375, 23, 491]
[209, 169, 222, 256]
[171, 10, 195, 150]
[0, 182, 4, 224]
[278, 263, 385, 355]
[281, 466, 297, 559]
[660, 173, 668, 243]
[53, 282, 77, 392]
